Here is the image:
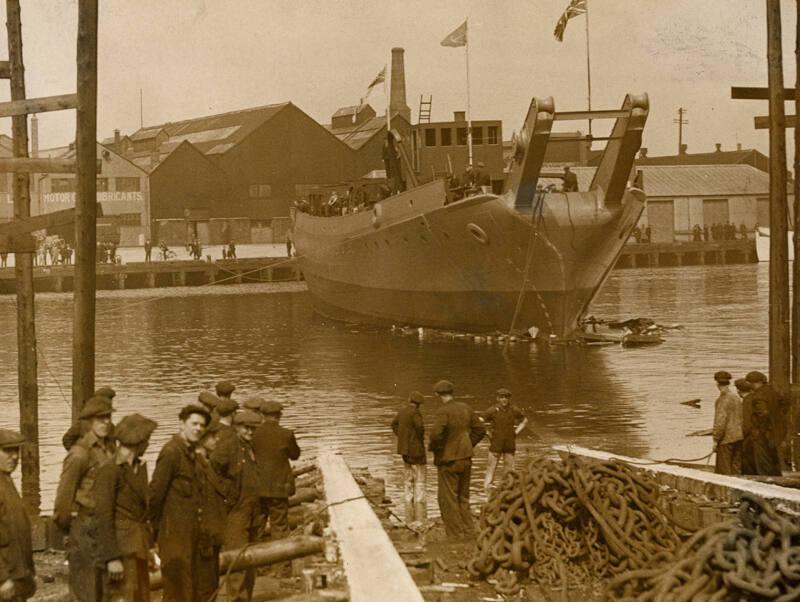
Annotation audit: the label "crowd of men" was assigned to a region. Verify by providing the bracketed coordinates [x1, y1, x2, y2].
[391, 381, 527, 539]
[0, 381, 300, 602]
[710, 370, 787, 476]
[692, 223, 750, 242]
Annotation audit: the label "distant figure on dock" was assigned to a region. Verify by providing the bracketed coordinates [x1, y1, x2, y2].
[228, 240, 237, 260]
[482, 388, 527, 492]
[149, 405, 211, 602]
[211, 409, 262, 599]
[0, 252, 6, 267]
[0, 429, 35, 602]
[562, 166, 578, 192]
[692, 224, 702, 242]
[742, 371, 784, 476]
[428, 380, 486, 540]
[253, 401, 301, 552]
[632, 226, 642, 243]
[94, 414, 157, 602]
[391, 391, 427, 526]
[703, 225, 709, 242]
[643, 225, 652, 243]
[54, 397, 116, 602]
[739, 223, 748, 240]
[144, 239, 152, 263]
[711, 371, 743, 475]
[286, 229, 293, 257]
[159, 241, 169, 261]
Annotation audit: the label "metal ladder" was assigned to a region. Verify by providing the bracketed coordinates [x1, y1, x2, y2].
[418, 94, 432, 123]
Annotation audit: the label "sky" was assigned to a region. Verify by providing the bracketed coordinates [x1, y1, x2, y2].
[3, 0, 800, 157]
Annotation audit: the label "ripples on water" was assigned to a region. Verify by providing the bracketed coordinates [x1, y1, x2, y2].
[0, 265, 769, 513]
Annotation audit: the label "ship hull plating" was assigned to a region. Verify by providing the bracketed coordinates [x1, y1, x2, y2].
[294, 180, 644, 337]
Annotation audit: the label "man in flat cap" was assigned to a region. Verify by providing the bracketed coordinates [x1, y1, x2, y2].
[391, 391, 427, 525]
[216, 381, 236, 401]
[198, 391, 221, 418]
[743, 371, 783, 476]
[483, 388, 528, 492]
[215, 396, 239, 450]
[253, 402, 301, 545]
[0, 429, 35, 601]
[242, 397, 266, 422]
[54, 396, 116, 602]
[428, 380, 486, 540]
[94, 414, 158, 602]
[211, 410, 262, 602]
[149, 405, 210, 602]
[62, 386, 116, 451]
[195, 419, 228, 602]
[711, 371, 743, 475]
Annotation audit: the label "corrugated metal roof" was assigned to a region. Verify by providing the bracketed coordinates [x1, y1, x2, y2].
[128, 102, 290, 156]
[539, 164, 770, 197]
[326, 115, 385, 150]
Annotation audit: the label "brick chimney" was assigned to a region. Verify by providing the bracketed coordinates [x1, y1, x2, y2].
[114, 129, 121, 152]
[30, 115, 38, 157]
[737, 143, 742, 151]
[715, 143, 722, 152]
[389, 47, 411, 122]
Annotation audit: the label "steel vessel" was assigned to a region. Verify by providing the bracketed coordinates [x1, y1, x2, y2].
[292, 94, 649, 337]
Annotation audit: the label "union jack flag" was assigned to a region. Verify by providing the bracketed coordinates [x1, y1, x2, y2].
[553, 0, 586, 42]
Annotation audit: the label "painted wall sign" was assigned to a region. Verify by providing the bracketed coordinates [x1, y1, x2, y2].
[42, 191, 145, 204]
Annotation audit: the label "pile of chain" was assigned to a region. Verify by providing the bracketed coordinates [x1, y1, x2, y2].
[467, 454, 688, 595]
[608, 492, 800, 601]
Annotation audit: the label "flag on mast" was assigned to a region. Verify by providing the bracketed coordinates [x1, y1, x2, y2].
[553, 0, 586, 42]
[365, 66, 386, 95]
[440, 20, 467, 47]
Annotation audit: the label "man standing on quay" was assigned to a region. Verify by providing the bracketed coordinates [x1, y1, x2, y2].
[711, 371, 743, 475]
[94, 414, 158, 602]
[253, 402, 301, 542]
[483, 388, 527, 492]
[0, 429, 35, 602]
[391, 391, 427, 525]
[743, 371, 784, 475]
[212, 410, 263, 602]
[54, 397, 116, 602]
[149, 405, 210, 602]
[428, 380, 485, 540]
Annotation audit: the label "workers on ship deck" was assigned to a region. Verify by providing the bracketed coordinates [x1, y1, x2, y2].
[383, 131, 405, 195]
[562, 166, 578, 192]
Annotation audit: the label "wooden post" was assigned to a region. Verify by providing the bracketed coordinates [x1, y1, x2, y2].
[6, 0, 39, 515]
[793, 0, 800, 468]
[72, 0, 98, 421]
[766, 0, 791, 402]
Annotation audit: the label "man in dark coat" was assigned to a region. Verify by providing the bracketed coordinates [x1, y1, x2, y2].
[253, 401, 301, 543]
[54, 397, 116, 602]
[482, 388, 527, 492]
[562, 166, 578, 192]
[149, 405, 210, 602]
[742, 371, 784, 475]
[211, 410, 263, 602]
[94, 414, 158, 602]
[215, 397, 239, 451]
[391, 391, 427, 525]
[428, 380, 486, 540]
[195, 419, 228, 602]
[62, 387, 117, 451]
[0, 429, 35, 601]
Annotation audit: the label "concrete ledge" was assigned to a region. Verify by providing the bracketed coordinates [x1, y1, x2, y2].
[553, 444, 800, 512]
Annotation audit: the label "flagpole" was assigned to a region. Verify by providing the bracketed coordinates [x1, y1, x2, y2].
[465, 17, 473, 168]
[385, 62, 391, 135]
[585, 0, 592, 137]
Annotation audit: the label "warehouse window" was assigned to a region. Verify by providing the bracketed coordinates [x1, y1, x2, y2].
[471, 126, 483, 145]
[424, 128, 436, 147]
[487, 126, 499, 145]
[51, 178, 76, 193]
[440, 128, 452, 146]
[115, 177, 140, 192]
[456, 127, 467, 146]
[0, 175, 8, 193]
[249, 184, 272, 199]
[97, 178, 109, 192]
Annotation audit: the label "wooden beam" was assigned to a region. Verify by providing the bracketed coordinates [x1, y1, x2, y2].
[0, 232, 35, 253]
[0, 156, 102, 173]
[0, 60, 9, 79]
[7, 0, 40, 516]
[755, 114, 799, 129]
[318, 452, 424, 602]
[554, 109, 628, 121]
[731, 85, 798, 99]
[0, 93, 77, 118]
[0, 204, 103, 237]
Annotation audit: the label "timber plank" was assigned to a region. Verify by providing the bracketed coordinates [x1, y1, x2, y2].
[318, 452, 424, 602]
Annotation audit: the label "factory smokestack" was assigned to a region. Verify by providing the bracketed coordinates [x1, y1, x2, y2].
[390, 47, 411, 123]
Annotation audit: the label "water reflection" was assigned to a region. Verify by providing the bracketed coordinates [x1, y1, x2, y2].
[0, 264, 770, 513]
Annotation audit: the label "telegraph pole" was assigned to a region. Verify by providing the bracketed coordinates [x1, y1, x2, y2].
[673, 107, 688, 154]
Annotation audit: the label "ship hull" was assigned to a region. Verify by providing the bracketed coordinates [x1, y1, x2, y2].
[294, 179, 644, 337]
